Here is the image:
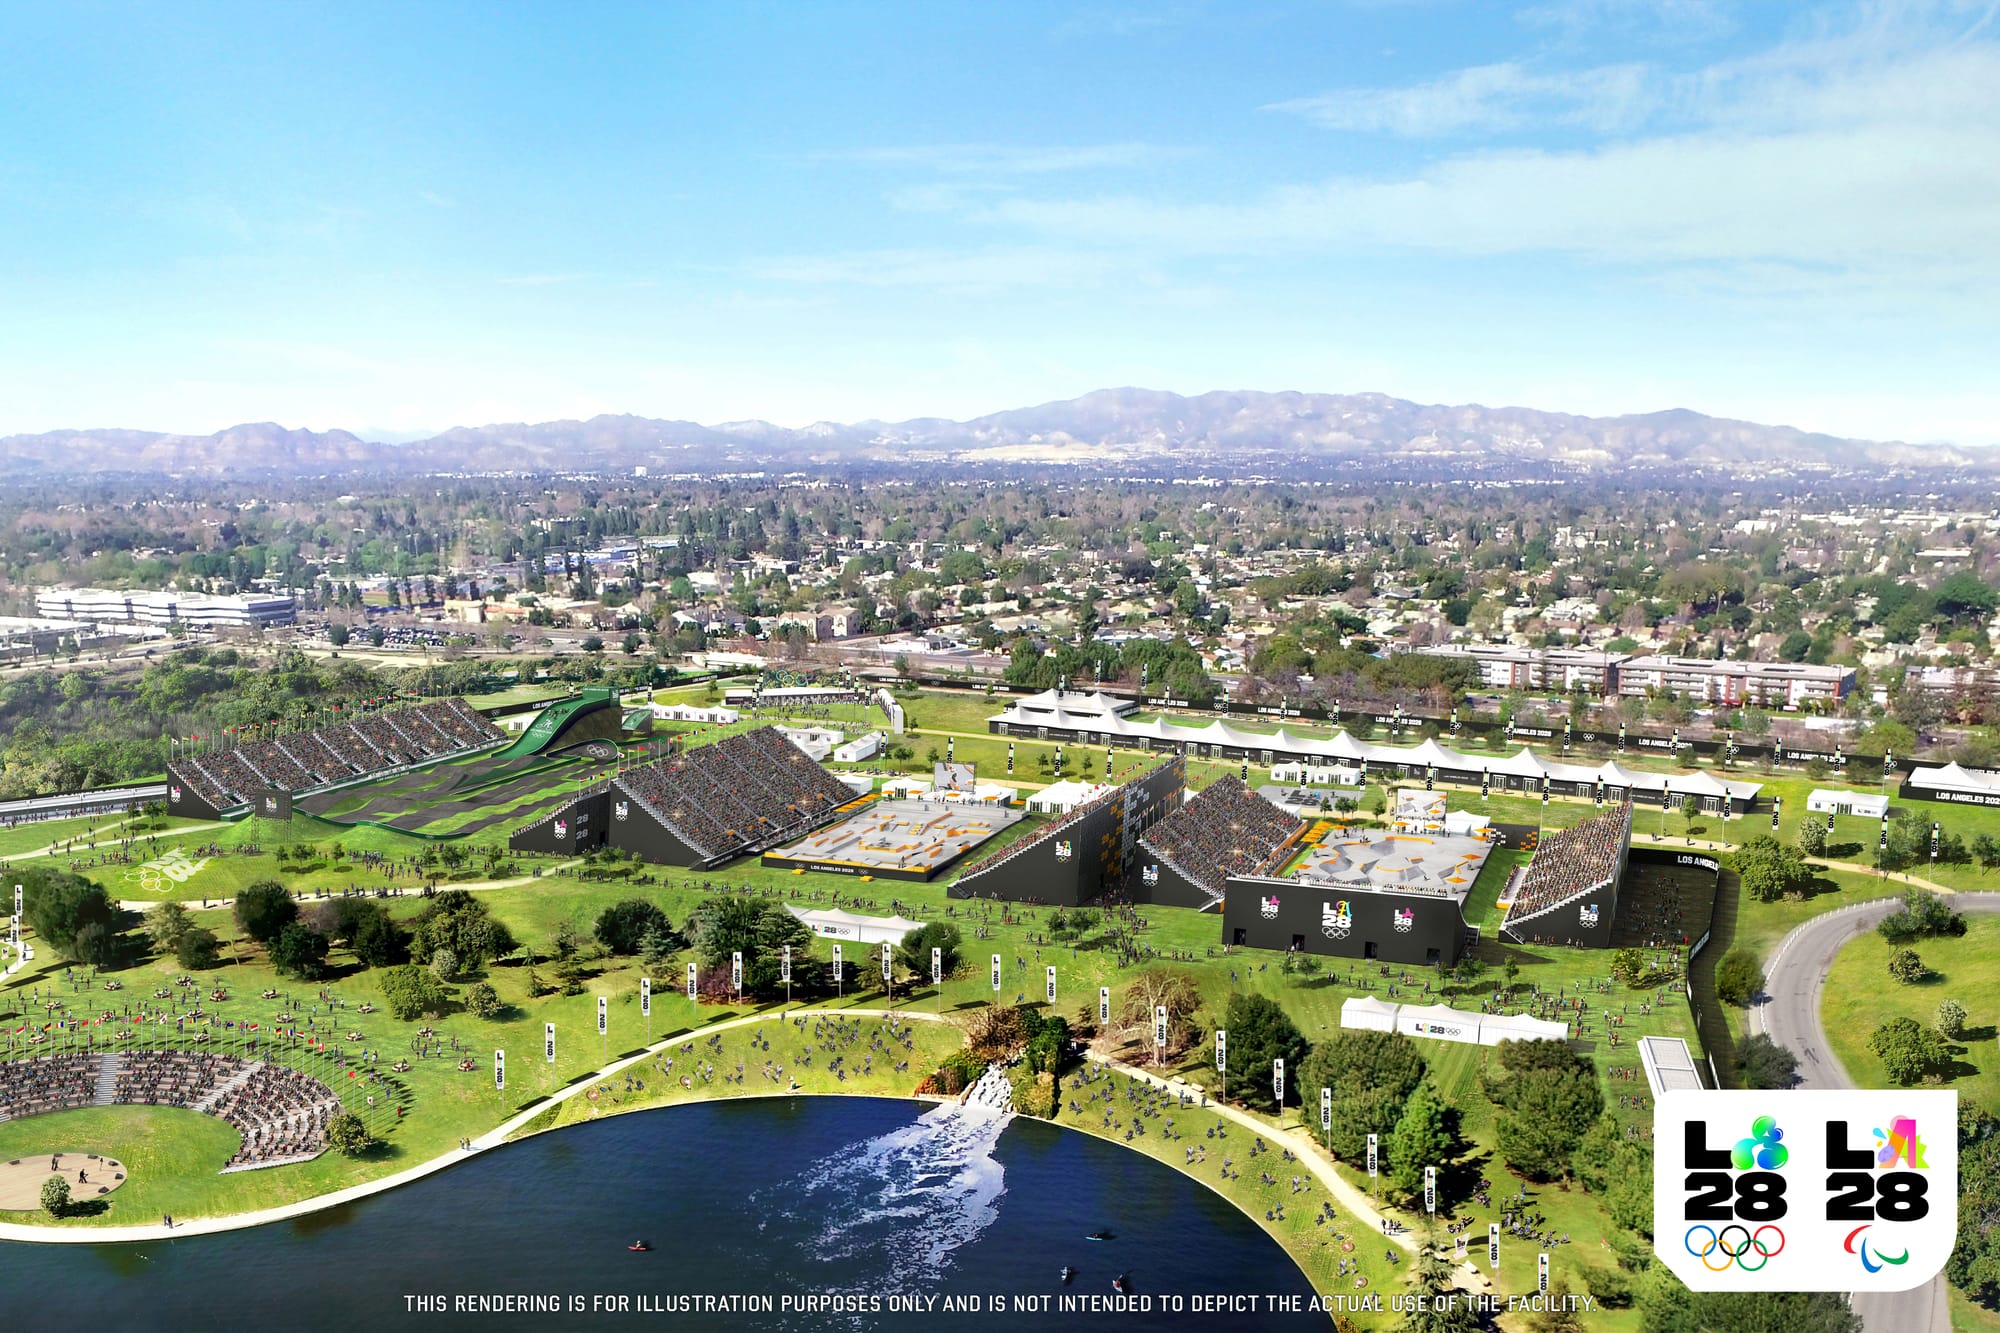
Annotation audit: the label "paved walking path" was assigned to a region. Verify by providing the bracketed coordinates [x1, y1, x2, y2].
[110, 861, 586, 914]
[1090, 1053, 1420, 1257]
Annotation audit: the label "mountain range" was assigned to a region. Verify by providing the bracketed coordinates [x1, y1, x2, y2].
[0, 389, 1982, 477]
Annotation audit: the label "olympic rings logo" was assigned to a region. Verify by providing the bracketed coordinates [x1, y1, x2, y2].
[1685, 1224, 1784, 1271]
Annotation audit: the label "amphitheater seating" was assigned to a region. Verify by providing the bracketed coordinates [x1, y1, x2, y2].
[1, 1056, 344, 1168]
[1, 1051, 342, 1170]
[1139, 775, 1304, 903]
[0, 1053, 97, 1120]
[612, 725, 856, 863]
[167, 700, 505, 807]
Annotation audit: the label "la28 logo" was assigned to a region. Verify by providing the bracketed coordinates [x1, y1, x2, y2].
[1655, 1090, 1957, 1293]
[1682, 1114, 1790, 1224]
[1682, 1116, 1930, 1224]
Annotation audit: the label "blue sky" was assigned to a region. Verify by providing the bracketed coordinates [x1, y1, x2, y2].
[2, 0, 1996, 443]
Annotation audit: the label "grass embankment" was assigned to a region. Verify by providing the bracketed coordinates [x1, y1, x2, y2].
[1821, 914, 2000, 1115]
[531, 1011, 964, 1134]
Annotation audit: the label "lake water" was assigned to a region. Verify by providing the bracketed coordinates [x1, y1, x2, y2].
[0, 1097, 1321, 1331]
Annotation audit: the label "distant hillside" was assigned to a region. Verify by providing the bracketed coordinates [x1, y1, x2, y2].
[1, 389, 1984, 476]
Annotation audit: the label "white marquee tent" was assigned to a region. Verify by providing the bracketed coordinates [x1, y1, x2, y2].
[1338, 997, 1569, 1047]
[784, 906, 926, 946]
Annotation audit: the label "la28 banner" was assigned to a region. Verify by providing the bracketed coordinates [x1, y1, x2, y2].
[1653, 1090, 1956, 1292]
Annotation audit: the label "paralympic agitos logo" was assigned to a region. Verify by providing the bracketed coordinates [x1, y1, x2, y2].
[1653, 1090, 1956, 1293]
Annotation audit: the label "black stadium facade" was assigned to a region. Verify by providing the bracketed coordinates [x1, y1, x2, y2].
[501, 723, 1662, 967]
[947, 758, 1186, 908]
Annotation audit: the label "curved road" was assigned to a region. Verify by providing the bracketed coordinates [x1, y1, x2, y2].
[1751, 890, 2000, 1333]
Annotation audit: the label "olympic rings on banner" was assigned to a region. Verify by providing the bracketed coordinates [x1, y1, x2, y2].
[1685, 1223, 1784, 1271]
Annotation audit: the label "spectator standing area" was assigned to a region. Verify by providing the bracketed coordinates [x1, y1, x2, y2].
[0, 1153, 126, 1209]
[762, 798, 1022, 881]
[1497, 801, 1633, 948]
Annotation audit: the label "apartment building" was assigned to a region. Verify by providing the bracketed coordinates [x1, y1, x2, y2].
[1416, 644, 1630, 693]
[36, 587, 297, 629]
[1616, 656, 1852, 708]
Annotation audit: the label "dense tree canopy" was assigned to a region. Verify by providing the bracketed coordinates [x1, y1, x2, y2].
[1297, 1029, 1427, 1162]
[1219, 993, 1308, 1112]
[1480, 1039, 1603, 1183]
[22, 868, 124, 965]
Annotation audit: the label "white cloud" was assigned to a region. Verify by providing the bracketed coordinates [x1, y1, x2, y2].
[1515, 0, 1736, 41]
[1266, 61, 1656, 135]
[496, 273, 589, 287]
[985, 37, 2000, 306]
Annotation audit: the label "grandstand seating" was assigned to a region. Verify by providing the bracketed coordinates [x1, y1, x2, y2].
[166, 700, 505, 807]
[277, 731, 354, 784]
[1139, 775, 1304, 903]
[169, 754, 233, 809]
[613, 725, 855, 863]
[1500, 801, 1633, 935]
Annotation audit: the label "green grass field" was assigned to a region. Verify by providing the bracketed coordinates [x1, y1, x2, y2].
[11, 684, 1970, 1325]
[0, 1105, 243, 1224]
[462, 682, 576, 710]
[1822, 914, 2000, 1117]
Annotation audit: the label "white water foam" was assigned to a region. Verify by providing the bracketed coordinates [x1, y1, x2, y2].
[757, 1066, 1015, 1292]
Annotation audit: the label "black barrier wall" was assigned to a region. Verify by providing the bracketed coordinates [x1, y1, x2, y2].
[509, 790, 609, 856]
[165, 775, 227, 820]
[949, 759, 1187, 907]
[602, 784, 706, 865]
[1220, 876, 1470, 968]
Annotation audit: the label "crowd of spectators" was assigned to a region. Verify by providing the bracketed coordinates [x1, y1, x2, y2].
[1140, 776, 1304, 902]
[276, 731, 349, 784]
[614, 725, 855, 861]
[113, 1049, 235, 1108]
[1504, 802, 1633, 923]
[234, 738, 315, 791]
[0, 1053, 98, 1120]
[168, 701, 505, 807]
[0, 1052, 342, 1170]
[212, 1062, 343, 1169]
